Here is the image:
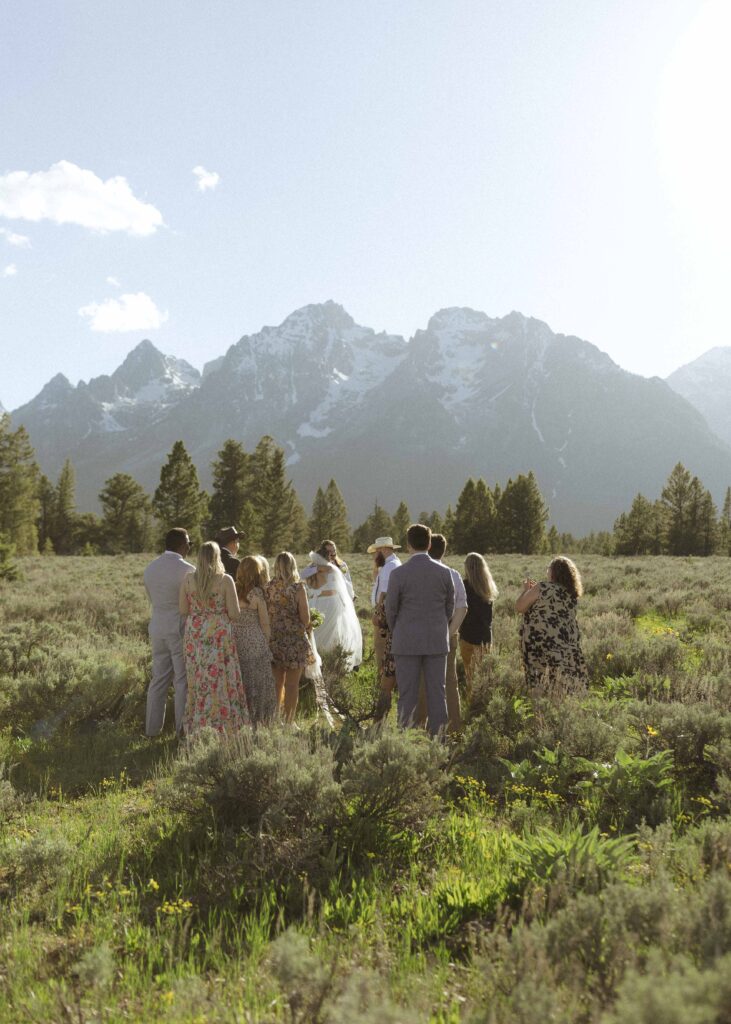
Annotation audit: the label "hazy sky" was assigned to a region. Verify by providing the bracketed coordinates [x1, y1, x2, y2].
[1, 0, 729, 411]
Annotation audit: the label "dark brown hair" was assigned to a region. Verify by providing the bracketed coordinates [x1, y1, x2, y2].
[165, 527, 189, 552]
[429, 533, 447, 560]
[317, 539, 345, 570]
[407, 523, 431, 551]
[549, 556, 583, 600]
[236, 555, 268, 600]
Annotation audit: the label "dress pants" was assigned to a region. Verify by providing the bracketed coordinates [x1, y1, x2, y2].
[146, 633, 187, 736]
[415, 637, 461, 732]
[373, 622, 387, 685]
[395, 654, 448, 736]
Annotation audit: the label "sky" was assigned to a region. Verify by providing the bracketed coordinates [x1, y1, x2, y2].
[1, 0, 729, 411]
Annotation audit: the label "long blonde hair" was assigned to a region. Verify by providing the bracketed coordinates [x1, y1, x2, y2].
[273, 551, 299, 585]
[236, 555, 270, 600]
[193, 541, 225, 601]
[464, 552, 498, 602]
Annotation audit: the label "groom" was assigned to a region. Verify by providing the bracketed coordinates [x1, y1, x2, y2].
[385, 523, 455, 736]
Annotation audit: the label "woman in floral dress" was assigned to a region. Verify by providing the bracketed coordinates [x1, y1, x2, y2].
[516, 556, 588, 692]
[179, 541, 250, 736]
[265, 552, 314, 722]
[233, 555, 277, 726]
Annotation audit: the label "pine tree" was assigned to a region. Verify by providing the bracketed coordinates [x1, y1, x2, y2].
[452, 479, 477, 553]
[285, 489, 310, 552]
[352, 502, 394, 552]
[0, 532, 19, 581]
[251, 437, 298, 555]
[472, 479, 497, 552]
[661, 463, 693, 555]
[443, 505, 455, 540]
[324, 480, 350, 549]
[392, 501, 410, 548]
[613, 493, 657, 555]
[546, 525, 560, 553]
[0, 414, 39, 554]
[720, 487, 731, 556]
[698, 489, 719, 556]
[52, 459, 77, 554]
[496, 472, 548, 553]
[36, 474, 56, 554]
[308, 487, 329, 548]
[100, 474, 153, 553]
[153, 441, 209, 548]
[207, 440, 253, 535]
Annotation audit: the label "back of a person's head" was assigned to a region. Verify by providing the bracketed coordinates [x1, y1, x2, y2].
[165, 527, 189, 553]
[274, 551, 299, 584]
[465, 552, 498, 601]
[236, 555, 265, 598]
[429, 533, 447, 560]
[195, 541, 224, 600]
[255, 555, 271, 583]
[407, 523, 431, 551]
[549, 556, 583, 600]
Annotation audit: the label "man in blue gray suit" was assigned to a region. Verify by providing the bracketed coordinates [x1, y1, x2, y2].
[385, 523, 455, 736]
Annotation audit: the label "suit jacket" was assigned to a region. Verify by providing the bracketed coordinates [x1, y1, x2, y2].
[220, 547, 240, 579]
[385, 553, 455, 656]
[143, 551, 195, 638]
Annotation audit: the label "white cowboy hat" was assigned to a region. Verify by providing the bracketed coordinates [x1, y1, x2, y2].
[366, 536, 401, 554]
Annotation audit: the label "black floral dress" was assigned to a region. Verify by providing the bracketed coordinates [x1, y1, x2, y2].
[519, 581, 588, 690]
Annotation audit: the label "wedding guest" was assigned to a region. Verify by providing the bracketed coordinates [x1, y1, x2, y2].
[368, 536, 401, 718]
[179, 541, 250, 735]
[385, 524, 454, 736]
[233, 556, 276, 726]
[143, 528, 194, 737]
[516, 556, 588, 691]
[216, 526, 243, 578]
[415, 533, 468, 733]
[265, 552, 314, 722]
[459, 553, 499, 688]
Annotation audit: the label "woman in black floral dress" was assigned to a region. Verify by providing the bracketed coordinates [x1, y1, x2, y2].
[516, 556, 588, 691]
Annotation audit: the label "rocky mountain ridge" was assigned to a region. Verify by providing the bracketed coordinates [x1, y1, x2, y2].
[10, 302, 731, 534]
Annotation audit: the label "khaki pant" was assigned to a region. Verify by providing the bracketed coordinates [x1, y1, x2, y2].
[459, 639, 490, 691]
[415, 636, 460, 733]
[373, 622, 388, 686]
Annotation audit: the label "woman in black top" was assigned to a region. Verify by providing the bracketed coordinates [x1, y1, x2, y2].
[459, 553, 498, 687]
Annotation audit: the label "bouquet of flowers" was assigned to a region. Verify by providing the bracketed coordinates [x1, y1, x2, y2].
[309, 609, 325, 630]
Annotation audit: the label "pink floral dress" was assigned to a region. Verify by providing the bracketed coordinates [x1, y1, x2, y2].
[183, 583, 250, 735]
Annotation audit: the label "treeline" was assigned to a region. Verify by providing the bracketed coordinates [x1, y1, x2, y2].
[613, 463, 731, 556]
[3, 412, 730, 563]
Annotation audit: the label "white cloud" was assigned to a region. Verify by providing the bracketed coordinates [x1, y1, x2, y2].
[0, 226, 30, 247]
[79, 291, 168, 332]
[0, 161, 163, 236]
[106, 276, 121, 288]
[192, 165, 220, 192]
[2, 264, 17, 278]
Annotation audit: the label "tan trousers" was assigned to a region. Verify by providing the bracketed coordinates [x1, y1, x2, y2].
[373, 622, 388, 687]
[459, 639, 490, 690]
[415, 636, 460, 733]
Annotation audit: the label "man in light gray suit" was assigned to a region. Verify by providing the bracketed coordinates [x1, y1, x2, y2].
[385, 523, 455, 736]
[143, 527, 194, 737]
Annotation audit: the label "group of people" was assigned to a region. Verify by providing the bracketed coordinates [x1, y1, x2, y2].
[143, 526, 363, 738]
[143, 520, 588, 740]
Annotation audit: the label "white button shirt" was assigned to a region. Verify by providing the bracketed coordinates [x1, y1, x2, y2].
[447, 566, 468, 609]
[371, 553, 401, 606]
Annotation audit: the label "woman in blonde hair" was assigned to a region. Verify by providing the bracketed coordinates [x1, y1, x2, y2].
[265, 552, 314, 721]
[516, 556, 588, 691]
[459, 553, 499, 686]
[233, 556, 276, 726]
[179, 541, 250, 735]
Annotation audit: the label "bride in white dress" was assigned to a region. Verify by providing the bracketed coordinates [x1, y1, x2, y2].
[307, 549, 363, 671]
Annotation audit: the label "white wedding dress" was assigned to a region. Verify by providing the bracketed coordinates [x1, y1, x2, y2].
[307, 554, 363, 671]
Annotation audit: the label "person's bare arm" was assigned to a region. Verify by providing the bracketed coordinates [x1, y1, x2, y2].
[515, 580, 541, 614]
[224, 575, 240, 620]
[297, 583, 311, 629]
[449, 606, 468, 636]
[256, 594, 271, 640]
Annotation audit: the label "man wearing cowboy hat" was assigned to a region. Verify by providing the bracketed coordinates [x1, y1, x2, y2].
[215, 526, 243, 579]
[368, 536, 401, 712]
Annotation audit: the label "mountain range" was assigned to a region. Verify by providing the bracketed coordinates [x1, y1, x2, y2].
[7, 302, 731, 534]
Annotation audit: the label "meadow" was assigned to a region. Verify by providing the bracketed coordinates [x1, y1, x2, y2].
[2, 552, 731, 1023]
